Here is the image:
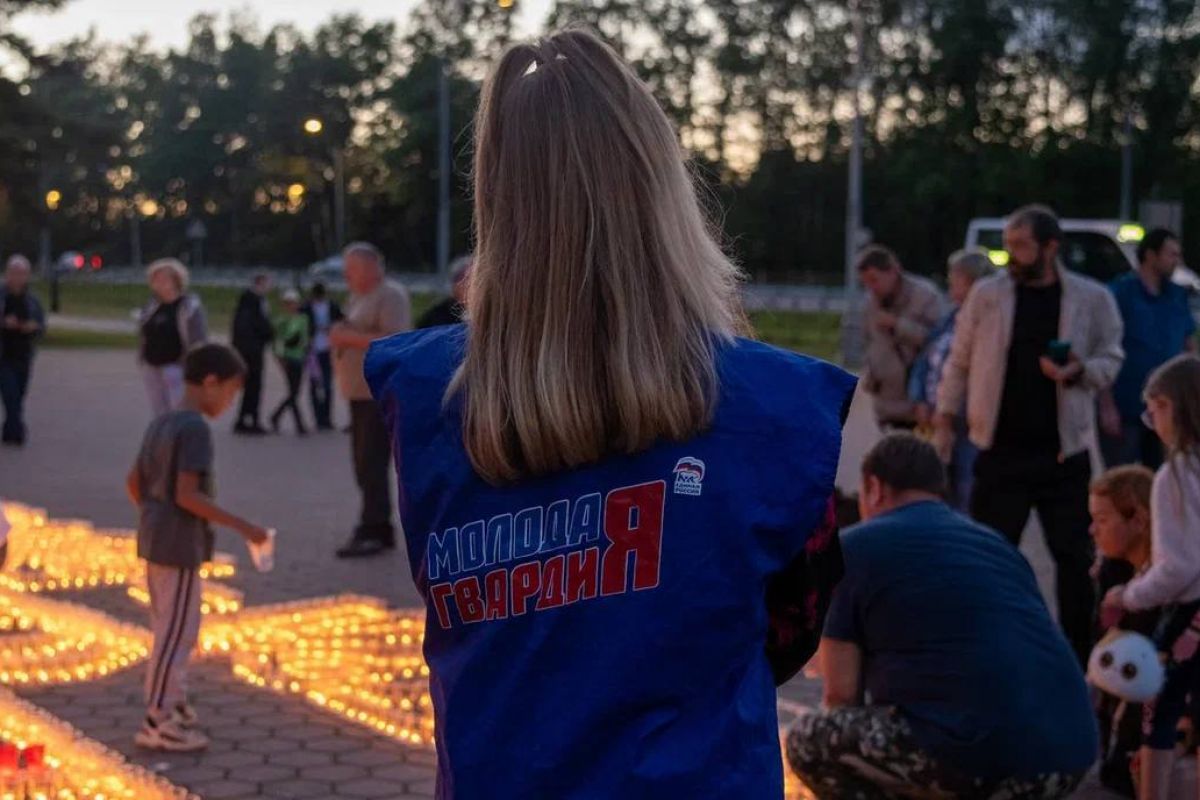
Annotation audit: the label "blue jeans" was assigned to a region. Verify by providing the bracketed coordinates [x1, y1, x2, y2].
[0, 358, 31, 444]
[1101, 417, 1164, 470]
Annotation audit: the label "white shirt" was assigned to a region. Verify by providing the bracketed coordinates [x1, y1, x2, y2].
[1124, 454, 1200, 611]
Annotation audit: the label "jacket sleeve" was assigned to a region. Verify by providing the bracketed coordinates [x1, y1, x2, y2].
[1080, 286, 1124, 391]
[935, 287, 976, 416]
[893, 285, 943, 350]
[765, 496, 843, 685]
[30, 295, 46, 343]
[187, 299, 209, 347]
[1123, 470, 1200, 612]
[255, 302, 274, 342]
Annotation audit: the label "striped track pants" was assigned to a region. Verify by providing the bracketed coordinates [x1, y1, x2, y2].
[143, 563, 201, 717]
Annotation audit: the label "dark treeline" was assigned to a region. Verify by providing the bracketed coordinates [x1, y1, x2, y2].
[1, 0, 1199, 280]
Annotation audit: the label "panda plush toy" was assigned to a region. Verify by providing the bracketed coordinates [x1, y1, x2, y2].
[1088, 629, 1165, 703]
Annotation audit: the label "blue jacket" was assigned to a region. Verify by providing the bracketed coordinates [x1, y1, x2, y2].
[366, 325, 855, 800]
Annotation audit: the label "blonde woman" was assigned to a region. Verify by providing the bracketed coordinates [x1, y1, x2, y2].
[366, 30, 855, 798]
[138, 259, 208, 415]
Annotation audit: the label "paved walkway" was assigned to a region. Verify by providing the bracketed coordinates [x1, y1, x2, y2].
[0, 346, 1141, 798]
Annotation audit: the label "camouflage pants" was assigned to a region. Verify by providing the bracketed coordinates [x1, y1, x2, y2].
[786, 706, 1085, 800]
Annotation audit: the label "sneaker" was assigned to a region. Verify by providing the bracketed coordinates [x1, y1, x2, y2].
[171, 703, 200, 729]
[134, 716, 209, 752]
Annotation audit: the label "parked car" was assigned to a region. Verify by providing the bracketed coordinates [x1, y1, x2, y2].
[307, 255, 344, 283]
[54, 251, 103, 274]
[966, 218, 1200, 320]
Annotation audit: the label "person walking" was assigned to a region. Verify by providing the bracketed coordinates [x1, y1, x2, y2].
[908, 249, 993, 510]
[935, 204, 1125, 665]
[416, 255, 470, 329]
[858, 245, 944, 430]
[787, 435, 1097, 799]
[330, 242, 411, 558]
[138, 259, 208, 416]
[365, 30, 856, 799]
[1100, 228, 1196, 469]
[0, 255, 45, 446]
[301, 282, 342, 431]
[231, 273, 274, 435]
[269, 289, 309, 436]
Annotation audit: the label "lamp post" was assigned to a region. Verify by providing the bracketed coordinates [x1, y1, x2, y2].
[42, 187, 60, 312]
[303, 118, 346, 252]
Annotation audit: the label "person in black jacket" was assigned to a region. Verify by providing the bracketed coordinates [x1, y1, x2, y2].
[416, 255, 471, 329]
[1, 255, 45, 446]
[231, 273, 273, 434]
[301, 282, 344, 431]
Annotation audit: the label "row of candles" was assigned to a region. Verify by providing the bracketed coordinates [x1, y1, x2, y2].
[1, 500, 811, 796]
[0, 687, 197, 800]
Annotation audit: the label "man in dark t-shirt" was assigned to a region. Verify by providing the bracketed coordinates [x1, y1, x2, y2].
[787, 435, 1097, 799]
[0, 255, 45, 446]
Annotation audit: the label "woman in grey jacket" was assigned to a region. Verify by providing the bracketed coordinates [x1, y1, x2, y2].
[138, 259, 208, 415]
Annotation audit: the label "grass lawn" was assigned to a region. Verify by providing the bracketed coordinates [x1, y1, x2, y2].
[34, 279, 842, 362]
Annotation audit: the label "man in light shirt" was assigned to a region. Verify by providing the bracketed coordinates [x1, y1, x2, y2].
[330, 242, 411, 558]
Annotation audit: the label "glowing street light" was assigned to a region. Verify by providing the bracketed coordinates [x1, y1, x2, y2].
[139, 198, 159, 217]
[498, 0, 515, 7]
[287, 183, 306, 200]
[303, 118, 324, 135]
[44, 189, 61, 211]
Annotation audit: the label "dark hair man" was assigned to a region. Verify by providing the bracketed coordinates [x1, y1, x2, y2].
[934, 204, 1124, 664]
[786, 434, 1097, 799]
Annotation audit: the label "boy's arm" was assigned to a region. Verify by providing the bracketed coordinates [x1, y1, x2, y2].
[174, 472, 268, 544]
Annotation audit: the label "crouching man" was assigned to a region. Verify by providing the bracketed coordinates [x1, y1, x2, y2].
[786, 434, 1097, 799]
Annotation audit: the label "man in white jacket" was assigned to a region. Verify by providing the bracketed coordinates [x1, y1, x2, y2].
[935, 204, 1124, 664]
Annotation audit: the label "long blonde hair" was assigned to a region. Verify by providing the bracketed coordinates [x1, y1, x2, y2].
[455, 29, 745, 484]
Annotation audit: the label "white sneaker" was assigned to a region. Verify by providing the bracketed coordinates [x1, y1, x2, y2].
[171, 702, 200, 729]
[134, 717, 209, 752]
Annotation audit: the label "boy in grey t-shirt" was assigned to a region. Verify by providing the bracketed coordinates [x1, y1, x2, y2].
[126, 343, 270, 752]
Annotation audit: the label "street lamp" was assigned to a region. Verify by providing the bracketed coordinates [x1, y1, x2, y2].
[42, 187, 61, 312]
[302, 118, 345, 251]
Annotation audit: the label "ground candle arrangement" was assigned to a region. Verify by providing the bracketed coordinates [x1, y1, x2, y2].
[0, 501, 815, 796]
[0, 687, 197, 800]
[199, 595, 435, 746]
[0, 504, 241, 615]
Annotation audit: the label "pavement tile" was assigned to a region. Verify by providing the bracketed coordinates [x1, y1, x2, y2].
[160, 765, 226, 784]
[204, 750, 268, 770]
[231, 764, 296, 783]
[241, 737, 304, 755]
[266, 748, 334, 767]
[307, 735, 363, 754]
[191, 779, 257, 799]
[403, 778, 438, 797]
[268, 779, 335, 798]
[337, 747, 406, 768]
[370, 763, 437, 782]
[341, 778, 407, 798]
[299, 763, 370, 782]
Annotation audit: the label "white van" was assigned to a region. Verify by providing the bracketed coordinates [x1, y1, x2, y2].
[964, 219, 1200, 326]
[964, 218, 1200, 296]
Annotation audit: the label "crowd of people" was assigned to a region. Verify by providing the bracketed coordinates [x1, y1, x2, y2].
[851, 206, 1200, 797]
[5, 25, 1200, 800]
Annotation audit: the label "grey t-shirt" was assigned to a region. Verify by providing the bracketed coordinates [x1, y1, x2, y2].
[135, 409, 215, 568]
